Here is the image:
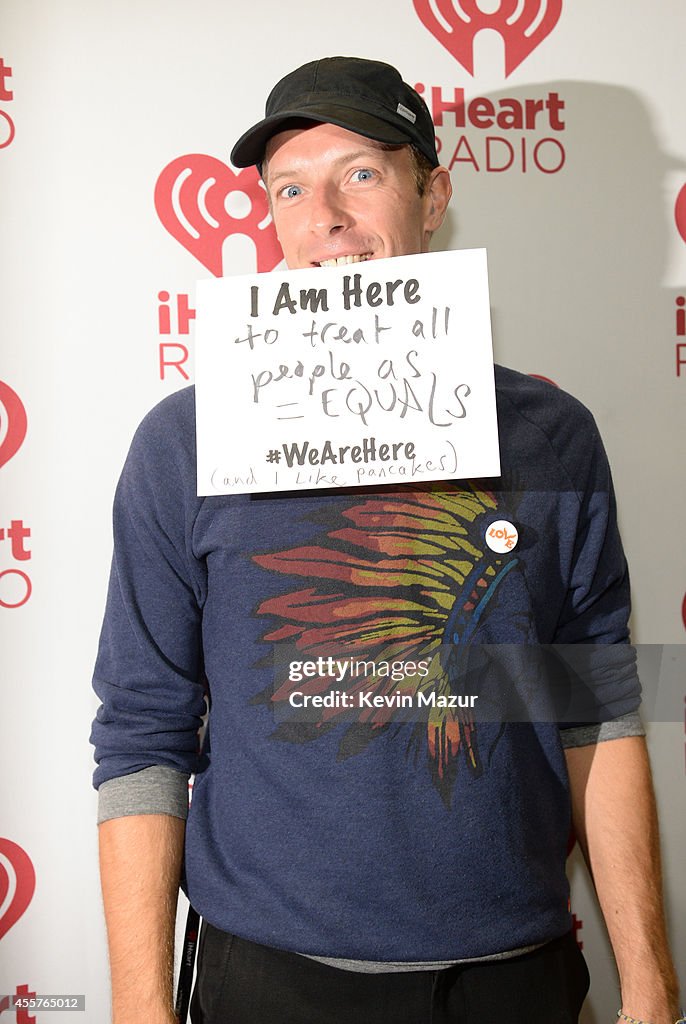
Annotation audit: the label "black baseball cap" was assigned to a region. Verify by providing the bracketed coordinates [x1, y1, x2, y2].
[230, 56, 439, 171]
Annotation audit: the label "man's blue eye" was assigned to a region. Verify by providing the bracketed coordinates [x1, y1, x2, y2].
[352, 169, 374, 182]
[282, 184, 302, 198]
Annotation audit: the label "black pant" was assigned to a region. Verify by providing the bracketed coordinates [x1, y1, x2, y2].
[190, 923, 590, 1023]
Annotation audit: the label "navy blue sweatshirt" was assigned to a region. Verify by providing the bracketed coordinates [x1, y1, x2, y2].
[91, 367, 640, 962]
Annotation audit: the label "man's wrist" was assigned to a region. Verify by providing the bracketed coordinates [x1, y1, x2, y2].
[112, 1008, 176, 1024]
[617, 1013, 686, 1024]
[618, 951, 680, 1023]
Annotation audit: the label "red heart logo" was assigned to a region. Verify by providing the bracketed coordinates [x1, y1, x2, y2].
[528, 374, 559, 388]
[0, 838, 36, 941]
[154, 155, 283, 275]
[0, 381, 28, 470]
[676, 183, 686, 245]
[413, 0, 563, 77]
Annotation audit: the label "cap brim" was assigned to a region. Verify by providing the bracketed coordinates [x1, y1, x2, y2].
[231, 103, 415, 169]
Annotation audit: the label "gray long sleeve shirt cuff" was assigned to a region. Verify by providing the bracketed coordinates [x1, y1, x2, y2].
[97, 764, 190, 823]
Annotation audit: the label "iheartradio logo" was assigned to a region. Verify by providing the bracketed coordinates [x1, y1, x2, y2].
[0, 838, 35, 941]
[0, 381, 28, 470]
[675, 183, 686, 245]
[155, 155, 283, 275]
[413, 0, 563, 77]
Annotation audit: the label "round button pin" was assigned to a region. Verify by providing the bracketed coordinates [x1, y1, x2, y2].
[485, 520, 518, 554]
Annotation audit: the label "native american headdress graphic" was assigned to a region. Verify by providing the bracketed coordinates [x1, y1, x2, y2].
[251, 484, 528, 806]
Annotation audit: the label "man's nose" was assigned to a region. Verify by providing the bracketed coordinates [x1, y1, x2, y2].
[309, 186, 353, 235]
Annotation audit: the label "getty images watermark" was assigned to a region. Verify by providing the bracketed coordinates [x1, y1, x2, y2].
[287, 655, 478, 711]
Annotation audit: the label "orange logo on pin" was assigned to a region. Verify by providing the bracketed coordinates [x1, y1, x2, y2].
[485, 520, 518, 553]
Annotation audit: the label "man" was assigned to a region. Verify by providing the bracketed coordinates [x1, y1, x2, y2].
[91, 57, 680, 1023]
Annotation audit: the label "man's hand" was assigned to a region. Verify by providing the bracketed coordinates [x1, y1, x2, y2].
[565, 736, 680, 1023]
[99, 813, 185, 1024]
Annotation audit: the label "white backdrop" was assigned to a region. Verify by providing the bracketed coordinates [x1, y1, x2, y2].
[1, 1, 684, 1020]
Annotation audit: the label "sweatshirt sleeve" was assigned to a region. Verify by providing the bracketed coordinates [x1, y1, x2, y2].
[540, 395, 631, 647]
[549, 400, 642, 724]
[90, 389, 208, 794]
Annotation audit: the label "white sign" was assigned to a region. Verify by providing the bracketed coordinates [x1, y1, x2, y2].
[195, 249, 500, 495]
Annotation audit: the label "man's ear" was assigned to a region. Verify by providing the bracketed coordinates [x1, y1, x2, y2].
[424, 166, 453, 234]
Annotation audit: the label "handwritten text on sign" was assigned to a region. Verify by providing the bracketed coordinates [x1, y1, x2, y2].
[195, 249, 500, 494]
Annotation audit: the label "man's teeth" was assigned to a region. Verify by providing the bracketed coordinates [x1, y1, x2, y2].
[319, 254, 371, 267]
